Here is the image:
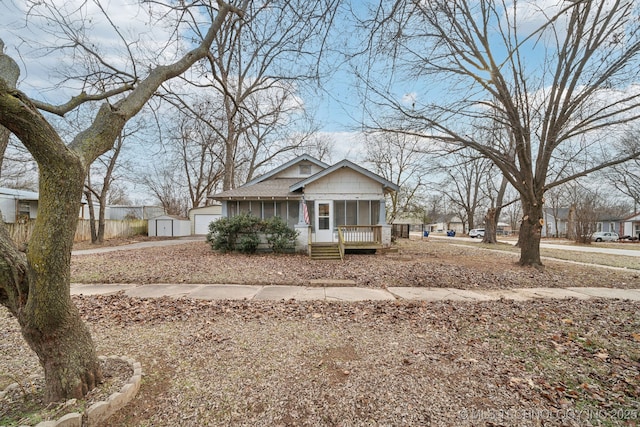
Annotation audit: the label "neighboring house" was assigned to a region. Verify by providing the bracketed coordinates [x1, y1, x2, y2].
[542, 207, 569, 238]
[595, 217, 625, 235]
[189, 204, 222, 235]
[0, 187, 39, 223]
[425, 216, 465, 234]
[621, 212, 640, 239]
[210, 154, 399, 256]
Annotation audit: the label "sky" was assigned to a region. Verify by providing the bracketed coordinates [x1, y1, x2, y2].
[2, 0, 638, 206]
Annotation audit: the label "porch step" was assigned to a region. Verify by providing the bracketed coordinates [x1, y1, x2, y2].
[310, 243, 342, 260]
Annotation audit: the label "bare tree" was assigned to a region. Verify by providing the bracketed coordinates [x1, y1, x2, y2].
[363, 0, 640, 267]
[439, 148, 492, 232]
[364, 130, 432, 222]
[0, 41, 19, 177]
[160, 0, 340, 190]
[0, 1, 244, 402]
[84, 125, 135, 243]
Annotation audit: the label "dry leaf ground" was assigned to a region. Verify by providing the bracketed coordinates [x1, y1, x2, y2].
[2, 237, 640, 426]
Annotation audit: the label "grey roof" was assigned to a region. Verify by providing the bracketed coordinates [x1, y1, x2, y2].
[0, 187, 39, 200]
[212, 178, 302, 200]
[289, 159, 400, 193]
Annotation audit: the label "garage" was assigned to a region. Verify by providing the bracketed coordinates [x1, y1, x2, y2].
[148, 215, 191, 237]
[189, 204, 223, 235]
[194, 214, 221, 235]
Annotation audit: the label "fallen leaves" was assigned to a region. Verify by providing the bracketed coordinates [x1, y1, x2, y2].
[70, 239, 640, 290]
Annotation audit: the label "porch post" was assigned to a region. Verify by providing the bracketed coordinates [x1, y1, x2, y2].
[221, 201, 228, 217]
[298, 199, 306, 224]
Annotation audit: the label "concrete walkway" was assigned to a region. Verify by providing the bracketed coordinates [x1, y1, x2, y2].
[70, 283, 640, 302]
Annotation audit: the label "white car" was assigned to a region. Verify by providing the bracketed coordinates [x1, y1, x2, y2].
[591, 232, 619, 242]
[469, 228, 485, 238]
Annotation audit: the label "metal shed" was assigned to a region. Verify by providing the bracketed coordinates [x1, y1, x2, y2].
[148, 215, 191, 237]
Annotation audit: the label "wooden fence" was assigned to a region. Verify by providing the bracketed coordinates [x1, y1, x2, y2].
[7, 219, 148, 244]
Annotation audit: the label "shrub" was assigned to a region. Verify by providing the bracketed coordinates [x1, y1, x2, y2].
[263, 216, 299, 253]
[206, 213, 262, 252]
[206, 213, 298, 254]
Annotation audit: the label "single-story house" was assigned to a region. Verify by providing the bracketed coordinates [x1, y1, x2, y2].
[189, 204, 222, 235]
[542, 207, 570, 238]
[0, 187, 39, 223]
[210, 154, 399, 257]
[425, 216, 465, 234]
[620, 212, 640, 239]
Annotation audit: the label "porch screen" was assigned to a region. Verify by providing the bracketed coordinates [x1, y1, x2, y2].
[334, 200, 380, 225]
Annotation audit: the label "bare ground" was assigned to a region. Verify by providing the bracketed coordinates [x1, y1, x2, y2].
[2, 238, 640, 426]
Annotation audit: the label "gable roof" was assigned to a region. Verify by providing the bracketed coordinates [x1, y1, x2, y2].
[211, 156, 399, 200]
[241, 154, 329, 188]
[289, 159, 399, 193]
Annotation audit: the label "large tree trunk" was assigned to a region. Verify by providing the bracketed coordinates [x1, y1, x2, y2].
[0, 2, 243, 403]
[482, 207, 498, 244]
[518, 199, 544, 267]
[6, 159, 102, 402]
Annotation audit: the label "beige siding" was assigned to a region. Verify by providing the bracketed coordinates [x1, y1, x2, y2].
[272, 163, 324, 179]
[304, 169, 383, 200]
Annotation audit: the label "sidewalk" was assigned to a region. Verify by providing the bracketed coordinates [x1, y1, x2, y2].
[70, 283, 640, 302]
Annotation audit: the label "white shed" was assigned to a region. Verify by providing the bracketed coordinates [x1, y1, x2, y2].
[148, 215, 191, 237]
[189, 204, 222, 235]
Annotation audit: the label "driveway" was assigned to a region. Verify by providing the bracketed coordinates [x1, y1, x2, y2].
[72, 236, 204, 255]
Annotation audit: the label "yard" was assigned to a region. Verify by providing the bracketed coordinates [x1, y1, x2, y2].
[2, 238, 640, 426]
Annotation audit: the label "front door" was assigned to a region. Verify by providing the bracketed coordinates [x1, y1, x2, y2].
[315, 201, 333, 242]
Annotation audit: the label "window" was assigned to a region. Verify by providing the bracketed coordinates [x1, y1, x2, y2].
[318, 203, 330, 230]
[299, 164, 311, 175]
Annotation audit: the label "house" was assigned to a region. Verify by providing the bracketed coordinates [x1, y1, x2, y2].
[0, 187, 39, 223]
[189, 204, 222, 235]
[596, 216, 625, 235]
[425, 216, 465, 234]
[542, 207, 570, 238]
[210, 154, 399, 257]
[621, 212, 640, 239]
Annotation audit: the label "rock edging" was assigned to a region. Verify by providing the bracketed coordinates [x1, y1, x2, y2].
[5, 355, 142, 427]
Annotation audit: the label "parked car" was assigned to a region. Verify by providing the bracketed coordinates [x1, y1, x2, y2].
[592, 231, 619, 242]
[469, 228, 485, 238]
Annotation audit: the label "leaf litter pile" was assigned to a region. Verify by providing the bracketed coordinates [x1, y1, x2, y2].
[2, 238, 640, 426]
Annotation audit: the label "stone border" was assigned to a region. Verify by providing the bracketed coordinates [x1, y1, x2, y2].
[2, 355, 142, 427]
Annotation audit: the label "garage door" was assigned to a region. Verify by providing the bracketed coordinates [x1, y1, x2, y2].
[194, 214, 221, 235]
[155, 219, 174, 237]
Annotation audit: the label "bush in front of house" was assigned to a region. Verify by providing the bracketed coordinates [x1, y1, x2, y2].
[207, 213, 262, 253]
[263, 216, 298, 253]
[206, 213, 298, 254]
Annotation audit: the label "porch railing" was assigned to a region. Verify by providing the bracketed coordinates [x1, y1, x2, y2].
[337, 225, 382, 246]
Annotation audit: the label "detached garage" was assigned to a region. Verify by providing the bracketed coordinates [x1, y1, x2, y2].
[148, 215, 191, 237]
[189, 204, 222, 235]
